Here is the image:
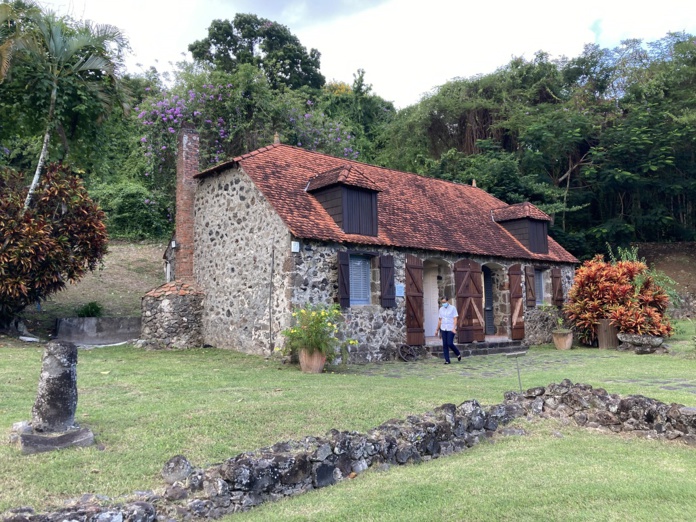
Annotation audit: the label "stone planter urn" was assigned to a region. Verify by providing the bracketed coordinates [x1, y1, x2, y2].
[617, 333, 665, 354]
[298, 349, 327, 373]
[552, 329, 573, 350]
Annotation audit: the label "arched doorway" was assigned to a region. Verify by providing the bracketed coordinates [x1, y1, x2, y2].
[423, 258, 452, 342]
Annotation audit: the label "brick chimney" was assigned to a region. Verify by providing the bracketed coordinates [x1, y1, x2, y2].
[175, 125, 199, 283]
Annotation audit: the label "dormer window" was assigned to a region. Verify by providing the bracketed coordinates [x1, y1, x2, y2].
[491, 202, 550, 254]
[306, 165, 380, 237]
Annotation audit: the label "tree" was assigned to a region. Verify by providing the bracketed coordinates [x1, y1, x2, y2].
[0, 163, 108, 327]
[6, 8, 127, 210]
[189, 14, 325, 90]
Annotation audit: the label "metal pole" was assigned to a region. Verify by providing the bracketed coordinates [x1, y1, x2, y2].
[516, 356, 522, 393]
[269, 245, 275, 352]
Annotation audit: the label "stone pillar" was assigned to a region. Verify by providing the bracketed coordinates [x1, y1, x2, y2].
[32, 341, 78, 432]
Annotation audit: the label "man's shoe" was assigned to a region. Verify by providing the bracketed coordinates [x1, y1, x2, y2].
[458, 355, 462, 362]
[444, 361, 451, 365]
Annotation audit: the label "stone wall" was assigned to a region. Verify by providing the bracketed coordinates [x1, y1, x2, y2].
[503, 379, 696, 443]
[7, 380, 694, 521]
[141, 281, 204, 349]
[194, 167, 292, 355]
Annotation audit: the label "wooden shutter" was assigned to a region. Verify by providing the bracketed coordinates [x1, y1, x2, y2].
[509, 264, 525, 340]
[405, 255, 424, 345]
[524, 265, 536, 308]
[551, 267, 564, 307]
[380, 255, 396, 308]
[454, 259, 485, 343]
[337, 251, 350, 309]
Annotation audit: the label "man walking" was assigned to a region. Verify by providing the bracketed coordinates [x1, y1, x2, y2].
[435, 296, 461, 364]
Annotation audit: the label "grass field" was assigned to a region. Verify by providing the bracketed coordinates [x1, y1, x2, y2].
[1, 321, 695, 520]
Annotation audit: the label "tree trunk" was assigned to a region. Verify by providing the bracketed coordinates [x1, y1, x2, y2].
[23, 82, 57, 211]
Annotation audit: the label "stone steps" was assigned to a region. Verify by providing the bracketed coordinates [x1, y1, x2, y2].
[428, 339, 526, 358]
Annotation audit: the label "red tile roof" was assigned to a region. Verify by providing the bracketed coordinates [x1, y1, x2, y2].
[306, 164, 382, 192]
[196, 145, 577, 264]
[492, 201, 551, 222]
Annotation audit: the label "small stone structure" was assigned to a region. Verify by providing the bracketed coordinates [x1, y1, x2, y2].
[6, 380, 695, 521]
[140, 281, 204, 349]
[9, 341, 94, 455]
[617, 333, 666, 354]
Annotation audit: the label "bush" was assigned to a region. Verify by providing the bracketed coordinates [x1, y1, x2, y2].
[0, 164, 108, 327]
[90, 181, 172, 239]
[75, 301, 103, 318]
[564, 247, 673, 344]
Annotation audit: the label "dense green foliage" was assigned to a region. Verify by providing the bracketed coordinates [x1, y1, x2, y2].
[2, 3, 696, 256]
[378, 37, 696, 257]
[0, 163, 108, 326]
[188, 14, 325, 90]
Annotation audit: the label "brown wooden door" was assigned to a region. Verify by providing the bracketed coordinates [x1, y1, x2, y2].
[509, 264, 525, 340]
[454, 259, 485, 343]
[405, 255, 425, 345]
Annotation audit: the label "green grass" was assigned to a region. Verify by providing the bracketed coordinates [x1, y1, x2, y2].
[1, 320, 696, 520]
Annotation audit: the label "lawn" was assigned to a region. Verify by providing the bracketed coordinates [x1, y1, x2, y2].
[1, 321, 695, 520]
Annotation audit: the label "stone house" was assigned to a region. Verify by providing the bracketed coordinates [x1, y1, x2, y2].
[153, 128, 577, 360]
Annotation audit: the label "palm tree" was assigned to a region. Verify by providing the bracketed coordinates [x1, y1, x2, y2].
[9, 7, 127, 210]
[0, 1, 39, 83]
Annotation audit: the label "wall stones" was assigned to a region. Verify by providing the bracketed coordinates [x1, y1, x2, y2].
[194, 168, 290, 356]
[141, 282, 204, 349]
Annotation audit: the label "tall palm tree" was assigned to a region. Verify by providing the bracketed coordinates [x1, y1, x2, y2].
[9, 8, 127, 210]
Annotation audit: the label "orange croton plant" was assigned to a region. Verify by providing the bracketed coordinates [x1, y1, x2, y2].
[563, 254, 673, 345]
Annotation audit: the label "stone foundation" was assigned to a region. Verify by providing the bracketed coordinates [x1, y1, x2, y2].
[140, 281, 204, 349]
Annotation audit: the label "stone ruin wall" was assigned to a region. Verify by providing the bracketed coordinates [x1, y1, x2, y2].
[193, 167, 292, 356]
[140, 282, 204, 349]
[7, 380, 696, 521]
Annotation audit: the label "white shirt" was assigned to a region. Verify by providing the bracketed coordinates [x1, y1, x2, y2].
[438, 303, 458, 332]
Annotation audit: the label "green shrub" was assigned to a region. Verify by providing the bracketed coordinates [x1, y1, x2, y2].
[75, 301, 103, 318]
[89, 181, 173, 239]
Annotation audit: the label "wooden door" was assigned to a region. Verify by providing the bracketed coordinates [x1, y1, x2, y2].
[551, 267, 564, 306]
[509, 264, 525, 340]
[454, 259, 484, 343]
[405, 255, 425, 346]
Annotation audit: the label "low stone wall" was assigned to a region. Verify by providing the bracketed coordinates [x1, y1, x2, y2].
[5, 380, 695, 521]
[140, 281, 204, 349]
[502, 379, 696, 443]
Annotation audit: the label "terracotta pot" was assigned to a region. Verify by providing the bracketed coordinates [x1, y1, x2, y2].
[298, 349, 327, 373]
[552, 330, 573, 350]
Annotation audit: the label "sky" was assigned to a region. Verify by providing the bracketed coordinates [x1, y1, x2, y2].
[43, 0, 696, 108]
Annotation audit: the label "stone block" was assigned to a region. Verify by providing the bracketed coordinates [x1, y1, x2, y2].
[19, 427, 94, 455]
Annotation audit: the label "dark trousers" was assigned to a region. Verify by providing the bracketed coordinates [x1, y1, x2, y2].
[441, 330, 460, 362]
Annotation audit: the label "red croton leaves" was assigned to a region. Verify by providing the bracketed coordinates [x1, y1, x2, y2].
[0, 164, 108, 325]
[564, 255, 673, 345]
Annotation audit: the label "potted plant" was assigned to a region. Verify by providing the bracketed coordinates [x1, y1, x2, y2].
[278, 304, 355, 373]
[564, 246, 674, 347]
[552, 316, 573, 350]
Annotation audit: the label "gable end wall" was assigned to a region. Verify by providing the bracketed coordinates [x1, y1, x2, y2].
[194, 167, 293, 355]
